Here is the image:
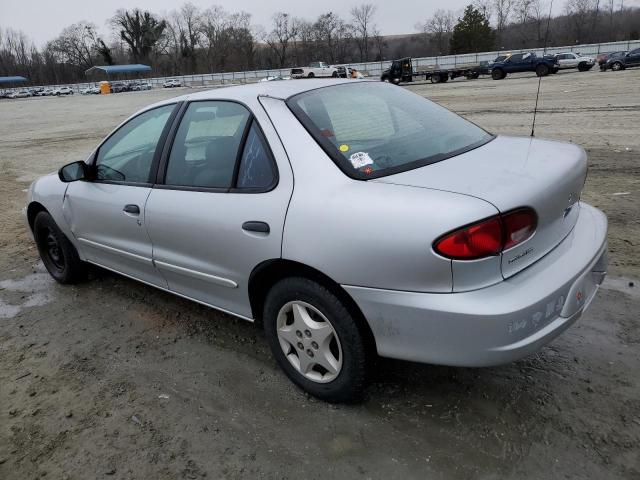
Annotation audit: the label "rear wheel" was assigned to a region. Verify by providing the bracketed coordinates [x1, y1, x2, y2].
[263, 277, 369, 403]
[430, 73, 442, 83]
[33, 211, 87, 284]
[535, 64, 550, 77]
[332, 71, 338, 78]
[307, 72, 315, 78]
[492, 68, 505, 80]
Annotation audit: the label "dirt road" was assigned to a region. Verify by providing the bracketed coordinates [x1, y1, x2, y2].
[1, 69, 639, 479]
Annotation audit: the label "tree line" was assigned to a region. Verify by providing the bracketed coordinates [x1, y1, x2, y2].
[0, 1, 638, 86]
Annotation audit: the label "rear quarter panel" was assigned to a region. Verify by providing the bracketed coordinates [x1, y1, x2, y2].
[261, 97, 499, 293]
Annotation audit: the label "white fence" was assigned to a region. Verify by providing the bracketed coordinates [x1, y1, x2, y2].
[4, 38, 640, 94]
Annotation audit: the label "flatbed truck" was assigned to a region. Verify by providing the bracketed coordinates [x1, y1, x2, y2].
[380, 57, 489, 84]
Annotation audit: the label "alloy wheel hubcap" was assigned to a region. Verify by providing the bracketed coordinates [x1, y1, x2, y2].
[276, 301, 342, 383]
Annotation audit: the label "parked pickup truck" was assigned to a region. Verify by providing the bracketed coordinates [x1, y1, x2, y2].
[491, 52, 559, 79]
[291, 62, 339, 79]
[381, 57, 489, 84]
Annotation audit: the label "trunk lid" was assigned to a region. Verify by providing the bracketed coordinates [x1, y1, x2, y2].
[375, 136, 587, 278]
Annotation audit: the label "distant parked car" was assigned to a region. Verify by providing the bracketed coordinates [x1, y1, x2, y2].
[131, 82, 152, 91]
[10, 90, 32, 98]
[554, 52, 595, 71]
[163, 79, 182, 88]
[82, 86, 100, 95]
[55, 87, 74, 96]
[42, 88, 55, 96]
[110, 82, 128, 93]
[596, 50, 627, 70]
[491, 52, 559, 79]
[603, 48, 640, 71]
[290, 61, 339, 79]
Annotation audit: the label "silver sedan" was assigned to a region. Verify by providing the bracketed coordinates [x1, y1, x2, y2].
[25, 80, 608, 402]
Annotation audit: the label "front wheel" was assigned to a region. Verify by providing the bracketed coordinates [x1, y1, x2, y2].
[307, 72, 315, 78]
[611, 62, 624, 71]
[332, 71, 338, 78]
[33, 211, 87, 284]
[263, 277, 370, 403]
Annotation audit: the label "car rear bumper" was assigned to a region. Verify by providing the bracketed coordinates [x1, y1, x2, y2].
[343, 202, 608, 367]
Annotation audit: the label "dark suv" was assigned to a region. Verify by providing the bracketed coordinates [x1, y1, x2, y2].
[603, 48, 640, 71]
[491, 52, 558, 80]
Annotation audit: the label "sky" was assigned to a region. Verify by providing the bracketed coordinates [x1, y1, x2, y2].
[0, 0, 561, 47]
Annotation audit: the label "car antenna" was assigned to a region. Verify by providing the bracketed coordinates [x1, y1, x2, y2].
[531, 0, 555, 137]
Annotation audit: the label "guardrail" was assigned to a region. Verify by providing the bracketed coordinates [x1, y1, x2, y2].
[4, 38, 640, 95]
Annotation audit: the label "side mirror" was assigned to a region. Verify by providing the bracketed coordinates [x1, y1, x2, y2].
[58, 160, 88, 182]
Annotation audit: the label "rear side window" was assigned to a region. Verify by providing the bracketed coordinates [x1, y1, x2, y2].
[236, 122, 276, 189]
[165, 101, 250, 189]
[287, 82, 492, 179]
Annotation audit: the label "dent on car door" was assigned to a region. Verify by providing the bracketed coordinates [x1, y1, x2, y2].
[63, 103, 177, 287]
[144, 100, 293, 319]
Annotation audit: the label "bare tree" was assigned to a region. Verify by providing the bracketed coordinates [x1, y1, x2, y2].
[494, 0, 515, 32]
[313, 12, 353, 64]
[474, 0, 494, 23]
[171, 2, 201, 73]
[265, 12, 299, 67]
[49, 22, 100, 70]
[350, 3, 377, 62]
[564, 0, 596, 43]
[417, 9, 455, 54]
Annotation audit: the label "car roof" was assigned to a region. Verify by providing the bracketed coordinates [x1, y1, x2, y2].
[167, 78, 359, 104]
[134, 79, 372, 121]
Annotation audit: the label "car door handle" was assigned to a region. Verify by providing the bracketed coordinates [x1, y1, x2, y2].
[123, 204, 140, 215]
[242, 221, 270, 234]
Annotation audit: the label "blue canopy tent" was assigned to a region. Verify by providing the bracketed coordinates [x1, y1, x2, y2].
[0, 76, 28, 95]
[85, 64, 152, 77]
[0, 76, 28, 84]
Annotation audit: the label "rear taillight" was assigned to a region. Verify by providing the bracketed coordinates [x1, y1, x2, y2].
[502, 208, 537, 249]
[434, 208, 537, 260]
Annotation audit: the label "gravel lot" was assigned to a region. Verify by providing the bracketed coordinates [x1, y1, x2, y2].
[1, 69, 639, 479]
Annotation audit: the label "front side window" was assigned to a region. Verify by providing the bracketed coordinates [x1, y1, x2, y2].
[96, 104, 175, 183]
[165, 101, 250, 189]
[288, 82, 492, 179]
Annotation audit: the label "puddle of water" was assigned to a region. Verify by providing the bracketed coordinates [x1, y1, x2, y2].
[0, 299, 21, 319]
[0, 264, 56, 319]
[601, 276, 640, 299]
[0, 272, 54, 293]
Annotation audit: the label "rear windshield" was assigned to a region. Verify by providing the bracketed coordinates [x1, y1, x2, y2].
[287, 82, 493, 179]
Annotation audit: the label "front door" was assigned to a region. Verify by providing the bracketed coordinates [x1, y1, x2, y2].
[63, 103, 177, 287]
[145, 100, 293, 318]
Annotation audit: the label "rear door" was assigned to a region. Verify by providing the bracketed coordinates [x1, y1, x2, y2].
[63, 103, 177, 287]
[145, 99, 293, 319]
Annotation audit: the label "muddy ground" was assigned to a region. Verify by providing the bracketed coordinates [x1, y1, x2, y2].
[1, 69, 639, 479]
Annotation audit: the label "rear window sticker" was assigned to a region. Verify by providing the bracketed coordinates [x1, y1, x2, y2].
[349, 151, 373, 169]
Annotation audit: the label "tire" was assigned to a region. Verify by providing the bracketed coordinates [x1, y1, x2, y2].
[492, 68, 505, 80]
[611, 62, 624, 71]
[441, 74, 449, 82]
[263, 277, 370, 403]
[430, 73, 442, 84]
[578, 63, 591, 72]
[307, 72, 315, 78]
[33, 211, 87, 284]
[331, 71, 338, 78]
[535, 64, 549, 77]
